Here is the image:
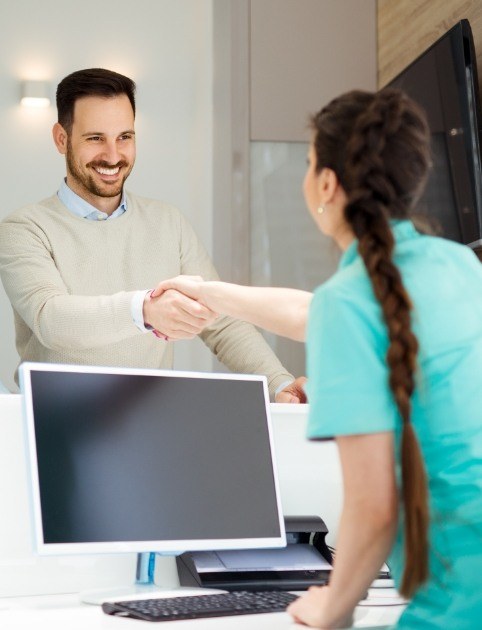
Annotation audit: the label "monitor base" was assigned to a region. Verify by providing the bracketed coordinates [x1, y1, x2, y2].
[80, 552, 221, 605]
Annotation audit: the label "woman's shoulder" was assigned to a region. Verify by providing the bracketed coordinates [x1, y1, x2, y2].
[313, 258, 373, 307]
[398, 231, 482, 286]
[401, 227, 478, 260]
[310, 263, 382, 341]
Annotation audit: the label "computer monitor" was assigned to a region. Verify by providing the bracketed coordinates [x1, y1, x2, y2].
[19, 363, 285, 596]
[387, 19, 482, 249]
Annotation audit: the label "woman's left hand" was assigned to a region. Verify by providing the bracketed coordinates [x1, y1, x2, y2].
[287, 585, 354, 629]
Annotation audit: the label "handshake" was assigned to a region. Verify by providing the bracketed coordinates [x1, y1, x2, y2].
[143, 275, 309, 404]
[142, 275, 218, 342]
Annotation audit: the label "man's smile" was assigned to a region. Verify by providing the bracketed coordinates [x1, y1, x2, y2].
[95, 166, 120, 176]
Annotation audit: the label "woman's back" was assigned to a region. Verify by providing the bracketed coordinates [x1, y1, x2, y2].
[395, 227, 482, 628]
[308, 220, 482, 627]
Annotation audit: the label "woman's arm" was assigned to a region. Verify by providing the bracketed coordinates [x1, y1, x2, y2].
[152, 277, 312, 342]
[288, 431, 398, 628]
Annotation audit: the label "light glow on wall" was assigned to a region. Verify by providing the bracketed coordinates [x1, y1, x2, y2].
[20, 80, 51, 108]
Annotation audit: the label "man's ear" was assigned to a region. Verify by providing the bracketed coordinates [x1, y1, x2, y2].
[52, 123, 68, 155]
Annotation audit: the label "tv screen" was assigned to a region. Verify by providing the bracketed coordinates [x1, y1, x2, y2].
[19, 363, 285, 556]
[388, 19, 482, 249]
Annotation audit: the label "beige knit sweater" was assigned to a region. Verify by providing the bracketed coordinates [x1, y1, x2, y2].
[0, 192, 293, 395]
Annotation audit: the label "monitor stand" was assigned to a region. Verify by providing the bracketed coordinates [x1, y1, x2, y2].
[80, 552, 211, 605]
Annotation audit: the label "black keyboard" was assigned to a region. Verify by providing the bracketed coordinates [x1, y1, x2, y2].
[102, 590, 298, 622]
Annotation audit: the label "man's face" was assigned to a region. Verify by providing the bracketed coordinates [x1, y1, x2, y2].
[56, 94, 136, 210]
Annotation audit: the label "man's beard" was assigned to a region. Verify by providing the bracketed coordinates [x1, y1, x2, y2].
[66, 139, 132, 198]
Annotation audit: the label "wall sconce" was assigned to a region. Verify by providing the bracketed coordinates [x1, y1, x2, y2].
[20, 80, 51, 108]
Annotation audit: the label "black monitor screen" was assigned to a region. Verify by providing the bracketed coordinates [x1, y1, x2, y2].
[388, 19, 482, 247]
[22, 366, 284, 553]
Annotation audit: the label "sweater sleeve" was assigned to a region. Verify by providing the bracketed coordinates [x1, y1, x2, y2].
[176, 213, 295, 398]
[0, 214, 142, 351]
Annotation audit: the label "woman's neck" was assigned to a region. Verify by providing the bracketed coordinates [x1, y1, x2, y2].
[334, 226, 356, 251]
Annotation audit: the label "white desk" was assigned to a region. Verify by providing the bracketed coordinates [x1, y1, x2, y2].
[0, 591, 403, 628]
[0, 396, 403, 626]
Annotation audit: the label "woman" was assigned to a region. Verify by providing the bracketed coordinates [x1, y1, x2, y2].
[152, 89, 482, 628]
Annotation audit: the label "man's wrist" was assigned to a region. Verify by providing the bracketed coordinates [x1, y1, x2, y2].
[131, 289, 152, 333]
[275, 379, 294, 396]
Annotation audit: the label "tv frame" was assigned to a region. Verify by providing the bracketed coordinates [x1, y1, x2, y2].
[388, 19, 482, 249]
[19, 362, 286, 557]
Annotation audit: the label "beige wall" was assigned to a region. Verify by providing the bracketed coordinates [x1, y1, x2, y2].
[250, 0, 377, 142]
[0, 0, 215, 391]
[378, 0, 482, 87]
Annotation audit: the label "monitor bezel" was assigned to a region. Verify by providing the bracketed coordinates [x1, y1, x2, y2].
[19, 362, 286, 556]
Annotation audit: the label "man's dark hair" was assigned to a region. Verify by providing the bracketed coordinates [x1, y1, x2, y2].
[56, 68, 136, 133]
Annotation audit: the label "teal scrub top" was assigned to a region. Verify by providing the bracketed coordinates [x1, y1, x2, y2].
[306, 221, 482, 629]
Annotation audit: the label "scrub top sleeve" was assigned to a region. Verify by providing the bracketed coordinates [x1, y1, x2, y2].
[306, 286, 399, 440]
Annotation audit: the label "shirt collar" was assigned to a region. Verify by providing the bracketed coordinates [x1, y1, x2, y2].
[57, 179, 127, 221]
[339, 220, 419, 270]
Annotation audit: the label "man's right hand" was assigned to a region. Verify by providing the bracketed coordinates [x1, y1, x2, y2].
[143, 288, 218, 341]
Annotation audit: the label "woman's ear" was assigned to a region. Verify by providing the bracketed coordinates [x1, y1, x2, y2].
[52, 123, 68, 155]
[317, 168, 339, 205]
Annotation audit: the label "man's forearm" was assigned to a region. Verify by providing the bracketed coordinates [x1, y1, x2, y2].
[35, 292, 141, 350]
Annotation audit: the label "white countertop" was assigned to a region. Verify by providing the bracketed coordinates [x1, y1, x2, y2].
[0, 590, 404, 629]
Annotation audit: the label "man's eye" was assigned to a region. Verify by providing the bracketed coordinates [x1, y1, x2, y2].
[87, 136, 102, 142]
[120, 134, 133, 141]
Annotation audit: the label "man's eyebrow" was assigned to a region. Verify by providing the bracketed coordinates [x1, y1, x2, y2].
[81, 129, 136, 137]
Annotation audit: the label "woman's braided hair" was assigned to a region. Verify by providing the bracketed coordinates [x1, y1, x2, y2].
[311, 89, 432, 598]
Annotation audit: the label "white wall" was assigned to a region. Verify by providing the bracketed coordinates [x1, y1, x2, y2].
[0, 0, 214, 391]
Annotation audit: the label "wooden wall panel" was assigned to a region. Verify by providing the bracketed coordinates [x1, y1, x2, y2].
[378, 0, 482, 87]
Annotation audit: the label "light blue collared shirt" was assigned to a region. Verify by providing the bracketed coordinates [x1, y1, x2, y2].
[57, 180, 150, 332]
[58, 178, 127, 220]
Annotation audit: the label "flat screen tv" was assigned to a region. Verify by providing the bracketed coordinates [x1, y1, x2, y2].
[388, 19, 482, 249]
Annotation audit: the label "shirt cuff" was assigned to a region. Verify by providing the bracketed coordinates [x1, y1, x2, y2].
[131, 290, 152, 333]
[275, 379, 294, 396]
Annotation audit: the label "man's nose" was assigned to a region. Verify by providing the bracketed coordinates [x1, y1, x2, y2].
[100, 140, 121, 164]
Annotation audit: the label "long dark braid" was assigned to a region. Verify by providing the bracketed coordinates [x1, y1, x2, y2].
[311, 89, 432, 598]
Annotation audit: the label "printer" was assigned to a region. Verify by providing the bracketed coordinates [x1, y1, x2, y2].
[176, 515, 333, 591]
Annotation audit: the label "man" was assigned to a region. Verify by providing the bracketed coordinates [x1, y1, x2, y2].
[0, 68, 305, 401]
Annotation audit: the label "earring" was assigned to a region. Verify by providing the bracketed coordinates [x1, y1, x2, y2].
[317, 205, 325, 215]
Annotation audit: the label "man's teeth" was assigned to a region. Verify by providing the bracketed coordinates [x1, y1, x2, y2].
[95, 166, 120, 175]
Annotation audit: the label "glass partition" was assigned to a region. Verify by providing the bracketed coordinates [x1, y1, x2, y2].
[250, 142, 340, 377]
